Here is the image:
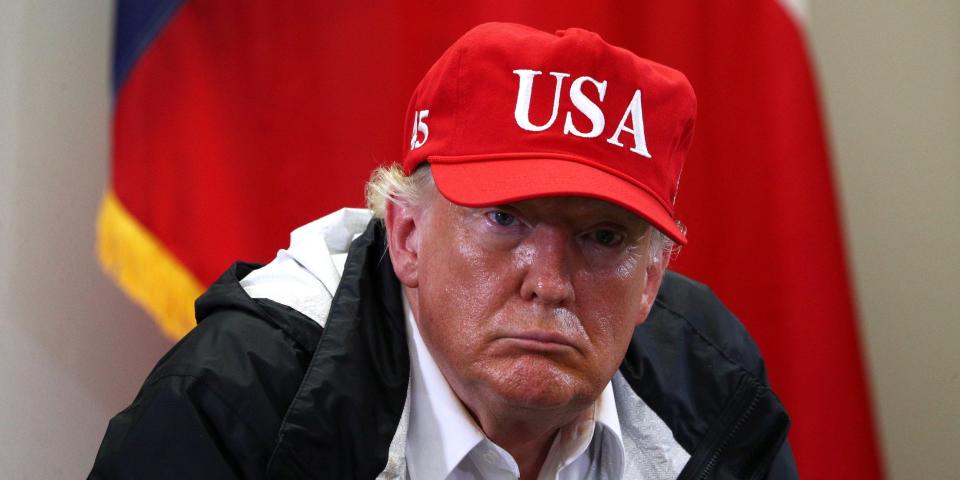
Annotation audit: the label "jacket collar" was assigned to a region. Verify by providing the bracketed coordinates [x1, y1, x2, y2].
[266, 219, 409, 479]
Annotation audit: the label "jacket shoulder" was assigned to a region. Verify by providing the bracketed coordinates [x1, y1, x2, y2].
[621, 271, 794, 478]
[148, 303, 319, 430]
[654, 270, 767, 379]
[91, 288, 322, 478]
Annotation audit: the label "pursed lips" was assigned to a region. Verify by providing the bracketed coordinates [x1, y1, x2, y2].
[495, 330, 580, 353]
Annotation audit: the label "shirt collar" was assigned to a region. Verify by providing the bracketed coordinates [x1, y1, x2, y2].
[596, 381, 626, 478]
[404, 298, 486, 479]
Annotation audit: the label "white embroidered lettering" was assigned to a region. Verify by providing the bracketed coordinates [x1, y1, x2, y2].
[563, 76, 607, 138]
[513, 69, 570, 132]
[511, 69, 652, 158]
[606, 90, 651, 157]
[410, 109, 430, 150]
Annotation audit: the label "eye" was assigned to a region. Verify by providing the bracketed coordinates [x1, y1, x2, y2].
[486, 210, 518, 227]
[591, 228, 624, 247]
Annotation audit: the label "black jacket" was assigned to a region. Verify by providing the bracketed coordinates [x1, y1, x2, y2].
[90, 220, 798, 479]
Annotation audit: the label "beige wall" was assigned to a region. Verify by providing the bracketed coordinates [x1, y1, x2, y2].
[1, 1, 957, 477]
[0, 1, 171, 477]
[807, 1, 960, 478]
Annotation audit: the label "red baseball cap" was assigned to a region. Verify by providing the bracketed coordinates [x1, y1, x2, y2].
[402, 22, 696, 244]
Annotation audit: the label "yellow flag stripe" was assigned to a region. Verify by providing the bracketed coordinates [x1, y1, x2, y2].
[96, 189, 203, 340]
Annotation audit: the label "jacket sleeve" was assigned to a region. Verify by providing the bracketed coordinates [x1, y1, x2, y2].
[89, 374, 269, 480]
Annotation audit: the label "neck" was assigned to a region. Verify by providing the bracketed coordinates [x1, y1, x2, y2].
[491, 420, 556, 479]
[470, 404, 593, 479]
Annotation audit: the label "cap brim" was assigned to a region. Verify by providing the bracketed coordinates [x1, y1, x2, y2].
[429, 157, 687, 245]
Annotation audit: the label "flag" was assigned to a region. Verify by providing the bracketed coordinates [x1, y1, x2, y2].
[100, 1, 884, 477]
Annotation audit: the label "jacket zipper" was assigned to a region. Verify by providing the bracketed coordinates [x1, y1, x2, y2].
[696, 386, 763, 480]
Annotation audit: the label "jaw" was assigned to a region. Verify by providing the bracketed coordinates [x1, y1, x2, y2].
[446, 352, 602, 422]
[434, 353, 600, 469]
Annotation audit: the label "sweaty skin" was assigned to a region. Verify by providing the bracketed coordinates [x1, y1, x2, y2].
[386, 190, 666, 478]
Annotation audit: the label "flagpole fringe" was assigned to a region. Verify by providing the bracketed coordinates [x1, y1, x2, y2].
[96, 189, 203, 340]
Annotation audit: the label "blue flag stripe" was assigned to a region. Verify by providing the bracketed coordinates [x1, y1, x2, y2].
[113, 0, 185, 95]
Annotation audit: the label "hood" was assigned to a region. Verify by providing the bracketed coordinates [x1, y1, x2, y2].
[239, 208, 374, 326]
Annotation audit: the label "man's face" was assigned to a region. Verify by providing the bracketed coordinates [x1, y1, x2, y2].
[390, 192, 665, 417]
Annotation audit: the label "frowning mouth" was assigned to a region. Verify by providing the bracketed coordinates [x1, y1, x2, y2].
[495, 331, 578, 353]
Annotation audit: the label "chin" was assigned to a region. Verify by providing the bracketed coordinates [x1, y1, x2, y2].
[484, 356, 596, 411]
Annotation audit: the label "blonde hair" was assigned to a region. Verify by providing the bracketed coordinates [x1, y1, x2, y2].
[365, 163, 436, 219]
[364, 163, 681, 264]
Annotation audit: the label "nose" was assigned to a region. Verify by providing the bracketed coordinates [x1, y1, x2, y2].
[519, 226, 575, 305]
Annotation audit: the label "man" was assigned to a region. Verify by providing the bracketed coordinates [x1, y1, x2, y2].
[91, 23, 797, 479]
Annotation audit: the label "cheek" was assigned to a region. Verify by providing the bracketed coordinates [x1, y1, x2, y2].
[418, 227, 517, 347]
[576, 263, 650, 349]
[444, 230, 510, 313]
[614, 249, 644, 281]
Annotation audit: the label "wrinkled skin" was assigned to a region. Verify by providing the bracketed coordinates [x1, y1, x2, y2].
[386, 189, 666, 475]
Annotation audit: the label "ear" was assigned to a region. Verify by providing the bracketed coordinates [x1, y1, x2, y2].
[385, 200, 422, 288]
[635, 256, 668, 326]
